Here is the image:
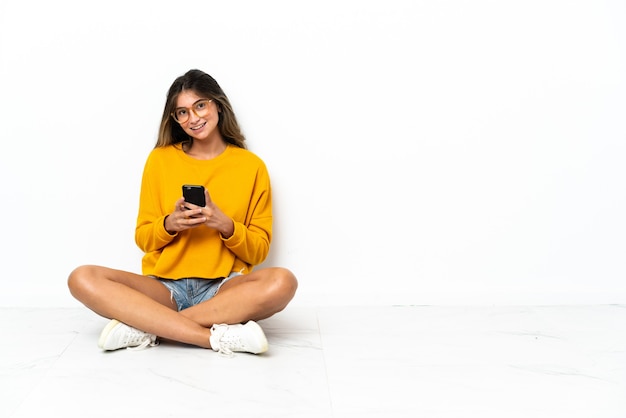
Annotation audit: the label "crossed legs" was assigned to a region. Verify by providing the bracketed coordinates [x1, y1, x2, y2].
[67, 265, 297, 349]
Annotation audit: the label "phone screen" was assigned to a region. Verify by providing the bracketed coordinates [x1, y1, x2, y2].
[182, 184, 206, 207]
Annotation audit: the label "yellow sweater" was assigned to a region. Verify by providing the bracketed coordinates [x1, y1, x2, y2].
[135, 144, 272, 279]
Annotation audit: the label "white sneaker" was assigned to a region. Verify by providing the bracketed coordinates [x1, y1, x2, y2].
[210, 321, 268, 356]
[98, 319, 158, 351]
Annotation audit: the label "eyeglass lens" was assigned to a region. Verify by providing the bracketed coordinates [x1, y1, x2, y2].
[173, 99, 211, 123]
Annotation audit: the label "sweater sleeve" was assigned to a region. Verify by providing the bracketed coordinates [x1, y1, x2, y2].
[222, 167, 272, 267]
[134, 152, 177, 253]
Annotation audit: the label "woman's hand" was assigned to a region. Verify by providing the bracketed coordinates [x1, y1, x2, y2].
[164, 190, 234, 238]
[164, 197, 206, 234]
[199, 189, 235, 238]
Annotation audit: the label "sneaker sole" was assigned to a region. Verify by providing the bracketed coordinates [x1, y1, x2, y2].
[98, 319, 121, 350]
[246, 321, 269, 354]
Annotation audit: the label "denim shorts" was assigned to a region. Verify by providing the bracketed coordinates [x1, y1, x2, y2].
[157, 271, 241, 311]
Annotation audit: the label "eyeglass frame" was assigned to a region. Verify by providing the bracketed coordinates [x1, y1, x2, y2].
[171, 98, 214, 124]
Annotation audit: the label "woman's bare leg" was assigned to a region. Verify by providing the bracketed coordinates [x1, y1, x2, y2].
[68, 265, 213, 348]
[67, 265, 298, 348]
[180, 267, 298, 327]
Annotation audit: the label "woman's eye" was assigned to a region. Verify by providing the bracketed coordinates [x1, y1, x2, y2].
[176, 109, 187, 117]
[196, 102, 207, 110]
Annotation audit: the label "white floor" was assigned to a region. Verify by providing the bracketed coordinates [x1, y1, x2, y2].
[1, 305, 625, 417]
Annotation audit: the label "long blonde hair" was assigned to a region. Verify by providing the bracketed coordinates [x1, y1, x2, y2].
[156, 69, 247, 149]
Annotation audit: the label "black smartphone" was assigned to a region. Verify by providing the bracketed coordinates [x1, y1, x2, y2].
[182, 184, 206, 207]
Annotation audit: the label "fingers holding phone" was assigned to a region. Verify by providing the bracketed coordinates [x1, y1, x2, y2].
[163, 186, 207, 234]
[164, 197, 205, 234]
[178, 184, 231, 236]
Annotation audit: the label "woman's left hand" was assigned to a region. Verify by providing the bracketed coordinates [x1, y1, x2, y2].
[198, 189, 235, 239]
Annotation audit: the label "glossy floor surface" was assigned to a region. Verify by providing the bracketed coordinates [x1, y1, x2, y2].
[2, 305, 625, 417]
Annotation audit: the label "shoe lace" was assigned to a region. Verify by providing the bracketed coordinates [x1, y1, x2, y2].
[126, 329, 159, 351]
[213, 325, 237, 358]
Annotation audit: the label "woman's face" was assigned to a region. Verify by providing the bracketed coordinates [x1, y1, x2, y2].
[174, 90, 221, 142]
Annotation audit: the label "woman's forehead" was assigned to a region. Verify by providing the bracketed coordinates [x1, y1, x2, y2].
[176, 90, 203, 107]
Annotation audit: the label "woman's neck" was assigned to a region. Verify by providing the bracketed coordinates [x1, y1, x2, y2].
[185, 137, 227, 160]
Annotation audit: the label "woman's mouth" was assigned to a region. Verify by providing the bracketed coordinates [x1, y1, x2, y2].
[190, 122, 207, 131]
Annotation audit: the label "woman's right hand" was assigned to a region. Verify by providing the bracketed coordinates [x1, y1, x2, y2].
[164, 197, 207, 234]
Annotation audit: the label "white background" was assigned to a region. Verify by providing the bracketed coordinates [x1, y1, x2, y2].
[0, 0, 624, 307]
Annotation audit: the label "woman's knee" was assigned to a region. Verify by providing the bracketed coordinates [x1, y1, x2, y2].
[267, 267, 298, 303]
[67, 265, 101, 298]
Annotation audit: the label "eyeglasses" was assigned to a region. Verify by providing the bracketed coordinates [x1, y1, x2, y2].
[171, 99, 213, 124]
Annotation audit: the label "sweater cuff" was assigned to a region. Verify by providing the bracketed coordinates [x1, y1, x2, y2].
[222, 220, 243, 245]
[158, 215, 178, 242]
